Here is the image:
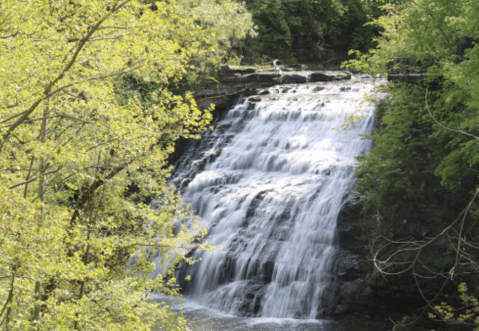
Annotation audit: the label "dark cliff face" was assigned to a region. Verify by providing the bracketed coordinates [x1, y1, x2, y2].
[333, 79, 479, 329]
[332, 139, 476, 330]
[332, 190, 474, 331]
[333, 192, 420, 313]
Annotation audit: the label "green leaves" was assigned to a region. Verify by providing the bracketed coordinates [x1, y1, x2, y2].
[0, 0, 253, 329]
[242, 0, 382, 63]
[352, 0, 479, 209]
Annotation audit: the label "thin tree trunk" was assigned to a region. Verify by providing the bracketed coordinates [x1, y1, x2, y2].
[23, 156, 35, 199]
[33, 104, 48, 327]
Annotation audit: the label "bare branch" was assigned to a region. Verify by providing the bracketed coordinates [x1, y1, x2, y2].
[425, 89, 479, 140]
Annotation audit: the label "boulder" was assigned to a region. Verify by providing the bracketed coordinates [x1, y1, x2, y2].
[220, 65, 257, 74]
[309, 71, 352, 82]
[334, 71, 352, 80]
[309, 72, 335, 81]
[257, 73, 281, 83]
[280, 74, 308, 83]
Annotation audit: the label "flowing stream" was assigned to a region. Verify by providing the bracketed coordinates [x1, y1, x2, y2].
[156, 75, 382, 322]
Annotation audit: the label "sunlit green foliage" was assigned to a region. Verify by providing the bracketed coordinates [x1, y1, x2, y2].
[349, 0, 479, 209]
[0, 0, 253, 330]
[356, 83, 436, 212]
[347, 1, 479, 328]
[429, 282, 479, 329]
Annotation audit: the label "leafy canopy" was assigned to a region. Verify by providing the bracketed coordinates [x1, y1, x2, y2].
[349, 0, 479, 205]
[346, 1, 479, 327]
[0, 0, 253, 330]
[241, 0, 382, 63]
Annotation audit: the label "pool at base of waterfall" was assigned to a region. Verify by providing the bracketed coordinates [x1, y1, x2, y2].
[151, 294, 393, 331]
[181, 310, 342, 331]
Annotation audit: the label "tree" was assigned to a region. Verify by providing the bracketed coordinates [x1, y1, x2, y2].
[0, 0, 253, 330]
[240, 0, 387, 64]
[344, 0, 479, 328]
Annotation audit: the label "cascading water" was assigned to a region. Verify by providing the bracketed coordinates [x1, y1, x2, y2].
[159, 76, 382, 320]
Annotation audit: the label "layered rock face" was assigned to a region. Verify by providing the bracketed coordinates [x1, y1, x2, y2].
[218, 65, 352, 84]
[194, 65, 352, 113]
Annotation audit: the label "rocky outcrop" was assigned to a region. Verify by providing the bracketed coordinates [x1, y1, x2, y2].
[331, 193, 374, 316]
[194, 64, 352, 113]
[217, 65, 352, 85]
[331, 190, 463, 331]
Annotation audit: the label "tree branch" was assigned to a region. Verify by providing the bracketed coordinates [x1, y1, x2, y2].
[0, 2, 133, 147]
[8, 166, 63, 190]
[425, 89, 479, 140]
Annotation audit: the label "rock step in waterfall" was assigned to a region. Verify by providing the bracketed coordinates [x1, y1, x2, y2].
[155, 76, 383, 319]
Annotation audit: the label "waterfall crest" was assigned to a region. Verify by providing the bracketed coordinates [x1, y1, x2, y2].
[161, 77, 381, 319]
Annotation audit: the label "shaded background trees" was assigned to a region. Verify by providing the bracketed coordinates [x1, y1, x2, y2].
[238, 0, 387, 63]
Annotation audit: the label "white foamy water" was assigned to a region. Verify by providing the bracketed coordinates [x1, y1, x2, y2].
[156, 76, 383, 319]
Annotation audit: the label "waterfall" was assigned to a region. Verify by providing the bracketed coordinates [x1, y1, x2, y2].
[160, 76, 381, 319]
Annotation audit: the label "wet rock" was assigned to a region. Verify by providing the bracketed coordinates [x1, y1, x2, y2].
[359, 75, 372, 80]
[280, 74, 308, 83]
[244, 190, 270, 225]
[336, 191, 366, 254]
[333, 304, 349, 315]
[320, 285, 340, 313]
[309, 71, 352, 82]
[237, 282, 267, 317]
[257, 73, 281, 83]
[339, 279, 371, 306]
[181, 178, 192, 191]
[334, 248, 368, 281]
[261, 260, 275, 283]
[309, 72, 335, 82]
[243, 74, 259, 82]
[334, 71, 352, 80]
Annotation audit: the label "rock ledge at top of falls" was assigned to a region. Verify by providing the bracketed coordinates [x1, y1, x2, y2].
[194, 64, 352, 112]
[218, 65, 352, 84]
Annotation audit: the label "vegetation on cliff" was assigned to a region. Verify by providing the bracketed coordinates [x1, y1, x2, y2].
[0, 0, 253, 330]
[345, 0, 479, 328]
